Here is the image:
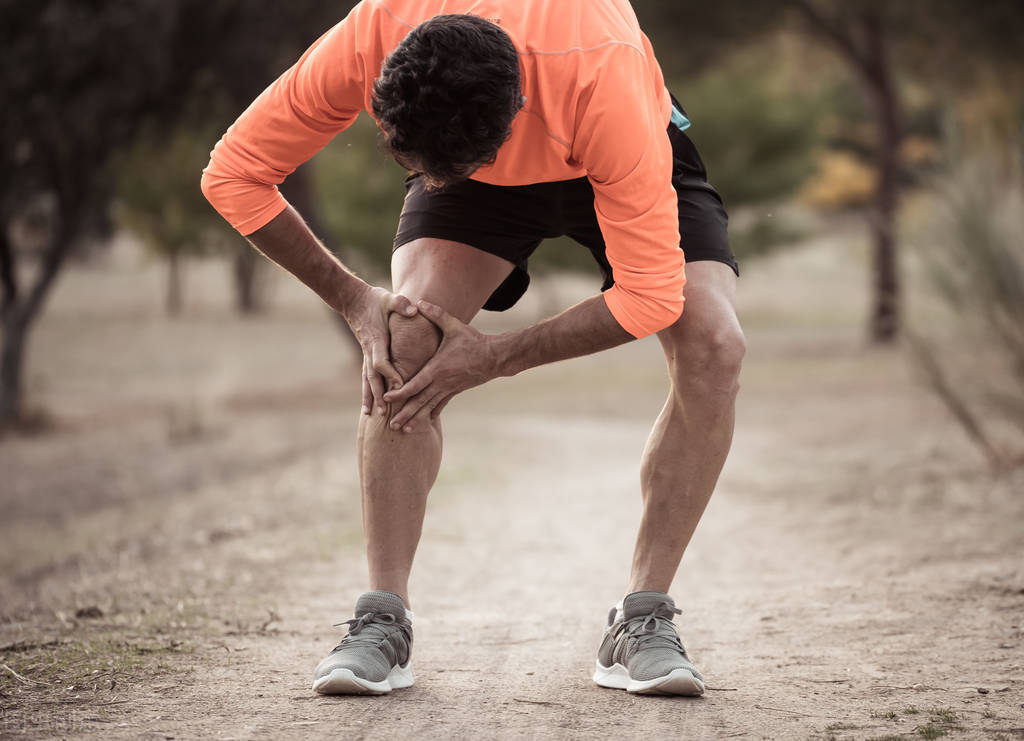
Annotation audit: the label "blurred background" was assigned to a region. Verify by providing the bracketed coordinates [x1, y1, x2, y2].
[1, 1, 1023, 738]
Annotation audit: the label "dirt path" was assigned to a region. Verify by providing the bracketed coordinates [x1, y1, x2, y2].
[2, 240, 1022, 739]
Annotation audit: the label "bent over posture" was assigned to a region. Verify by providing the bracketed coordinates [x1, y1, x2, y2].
[202, 0, 744, 697]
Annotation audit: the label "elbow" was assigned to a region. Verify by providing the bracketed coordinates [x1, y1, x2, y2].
[640, 295, 685, 337]
[197, 165, 286, 236]
[199, 166, 217, 207]
[654, 297, 686, 333]
[199, 165, 235, 228]
[604, 283, 686, 339]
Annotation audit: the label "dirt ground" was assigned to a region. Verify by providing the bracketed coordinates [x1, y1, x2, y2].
[1, 233, 1022, 740]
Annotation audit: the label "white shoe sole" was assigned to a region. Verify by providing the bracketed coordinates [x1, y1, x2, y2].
[312, 661, 414, 695]
[593, 661, 705, 696]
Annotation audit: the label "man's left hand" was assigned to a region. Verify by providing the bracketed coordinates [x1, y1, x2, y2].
[383, 300, 500, 432]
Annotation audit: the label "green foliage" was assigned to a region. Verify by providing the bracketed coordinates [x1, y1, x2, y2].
[631, 0, 787, 79]
[310, 115, 409, 275]
[729, 212, 809, 261]
[115, 123, 230, 259]
[674, 50, 826, 207]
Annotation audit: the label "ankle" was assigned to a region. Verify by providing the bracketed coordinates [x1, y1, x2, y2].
[367, 586, 410, 610]
[626, 578, 673, 595]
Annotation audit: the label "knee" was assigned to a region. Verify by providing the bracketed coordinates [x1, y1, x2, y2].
[388, 313, 441, 381]
[664, 314, 746, 390]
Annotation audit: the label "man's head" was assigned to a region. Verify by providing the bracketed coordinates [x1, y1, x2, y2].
[372, 14, 523, 188]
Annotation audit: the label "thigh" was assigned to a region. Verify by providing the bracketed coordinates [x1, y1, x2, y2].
[670, 127, 738, 276]
[391, 237, 515, 324]
[394, 175, 562, 312]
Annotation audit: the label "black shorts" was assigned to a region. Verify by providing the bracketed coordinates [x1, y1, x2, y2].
[393, 102, 737, 312]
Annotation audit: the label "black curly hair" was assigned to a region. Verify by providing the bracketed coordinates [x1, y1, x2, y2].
[372, 14, 523, 188]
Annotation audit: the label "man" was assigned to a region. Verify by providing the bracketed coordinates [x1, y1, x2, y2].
[202, 0, 744, 697]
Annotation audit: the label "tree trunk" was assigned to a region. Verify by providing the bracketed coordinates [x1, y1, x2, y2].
[0, 227, 16, 317]
[232, 241, 263, 315]
[0, 203, 79, 429]
[792, 1, 905, 344]
[0, 304, 31, 425]
[167, 248, 183, 316]
[860, 10, 903, 343]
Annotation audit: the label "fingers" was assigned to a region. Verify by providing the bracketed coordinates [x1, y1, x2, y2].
[361, 358, 373, 415]
[388, 293, 418, 318]
[405, 390, 447, 432]
[365, 359, 386, 415]
[369, 339, 404, 400]
[417, 300, 461, 333]
[389, 387, 443, 432]
[382, 363, 432, 404]
[430, 393, 456, 419]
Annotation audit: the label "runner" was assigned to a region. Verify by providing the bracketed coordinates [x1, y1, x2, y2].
[202, 0, 744, 697]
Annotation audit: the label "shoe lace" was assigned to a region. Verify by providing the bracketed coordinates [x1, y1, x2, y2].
[620, 603, 686, 653]
[331, 611, 410, 652]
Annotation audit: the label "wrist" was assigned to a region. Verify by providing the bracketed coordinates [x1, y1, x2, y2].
[488, 331, 523, 378]
[332, 273, 370, 322]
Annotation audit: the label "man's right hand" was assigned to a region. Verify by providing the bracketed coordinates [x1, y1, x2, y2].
[340, 284, 418, 416]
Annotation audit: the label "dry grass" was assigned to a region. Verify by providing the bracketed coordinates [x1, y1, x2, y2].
[906, 144, 1024, 469]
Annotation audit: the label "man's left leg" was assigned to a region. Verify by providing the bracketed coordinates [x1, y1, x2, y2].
[631, 260, 744, 592]
[594, 260, 743, 696]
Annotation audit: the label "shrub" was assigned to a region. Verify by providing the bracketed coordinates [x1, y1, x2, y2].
[908, 139, 1024, 468]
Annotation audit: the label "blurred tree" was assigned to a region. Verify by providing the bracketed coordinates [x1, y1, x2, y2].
[117, 116, 274, 316]
[122, 2, 356, 317]
[632, 0, 788, 77]
[188, 1, 361, 318]
[0, 0, 223, 427]
[311, 115, 408, 278]
[671, 52, 824, 207]
[185, 2, 366, 337]
[791, 0, 905, 342]
[116, 125, 229, 316]
[639, 0, 1024, 343]
[789, 0, 1024, 343]
[0, 0, 360, 427]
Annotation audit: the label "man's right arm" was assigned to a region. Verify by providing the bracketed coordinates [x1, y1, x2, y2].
[200, 2, 416, 412]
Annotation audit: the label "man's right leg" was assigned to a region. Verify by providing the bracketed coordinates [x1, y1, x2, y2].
[357, 238, 514, 608]
[314, 238, 511, 694]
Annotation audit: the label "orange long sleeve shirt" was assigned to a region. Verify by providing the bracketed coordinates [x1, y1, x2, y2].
[201, 0, 685, 338]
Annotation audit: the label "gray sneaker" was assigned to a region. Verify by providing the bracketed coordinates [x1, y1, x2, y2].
[312, 590, 414, 695]
[593, 591, 705, 696]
